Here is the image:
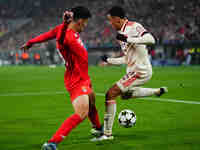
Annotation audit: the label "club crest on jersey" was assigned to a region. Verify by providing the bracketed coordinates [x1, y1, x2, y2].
[82, 86, 87, 93]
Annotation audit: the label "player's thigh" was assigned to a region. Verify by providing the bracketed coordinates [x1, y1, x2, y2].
[130, 76, 151, 89]
[117, 71, 151, 92]
[72, 95, 89, 119]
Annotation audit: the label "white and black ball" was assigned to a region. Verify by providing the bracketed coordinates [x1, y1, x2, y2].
[118, 109, 136, 128]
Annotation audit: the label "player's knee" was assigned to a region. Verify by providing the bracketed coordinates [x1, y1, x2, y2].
[82, 112, 88, 120]
[106, 85, 121, 100]
[74, 102, 89, 120]
[105, 90, 113, 100]
[76, 108, 89, 120]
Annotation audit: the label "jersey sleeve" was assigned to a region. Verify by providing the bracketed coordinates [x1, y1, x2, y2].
[127, 33, 155, 44]
[132, 22, 147, 37]
[126, 22, 155, 44]
[56, 23, 68, 44]
[26, 25, 61, 46]
[64, 31, 88, 61]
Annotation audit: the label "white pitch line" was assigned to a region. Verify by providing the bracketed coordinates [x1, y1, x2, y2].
[0, 91, 66, 97]
[141, 97, 200, 105]
[96, 93, 200, 105]
[0, 91, 200, 105]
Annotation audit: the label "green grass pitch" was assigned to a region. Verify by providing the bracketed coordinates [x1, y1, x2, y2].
[0, 66, 200, 150]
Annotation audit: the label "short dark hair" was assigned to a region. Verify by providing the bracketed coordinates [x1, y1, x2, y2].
[71, 6, 91, 20]
[107, 6, 126, 18]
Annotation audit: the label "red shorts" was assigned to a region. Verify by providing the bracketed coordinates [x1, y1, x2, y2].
[67, 80, 93, 102]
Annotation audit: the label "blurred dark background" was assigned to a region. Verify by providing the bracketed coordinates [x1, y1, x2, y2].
[0, 0, 200, 66]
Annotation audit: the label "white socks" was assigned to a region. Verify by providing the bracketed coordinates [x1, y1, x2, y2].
[104, 100, 116, 136]
[103, 88, 160, 136]
[132, 87, 159, 98]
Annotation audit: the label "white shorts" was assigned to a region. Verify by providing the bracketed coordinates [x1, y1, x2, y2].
[116, 71, 152, 92]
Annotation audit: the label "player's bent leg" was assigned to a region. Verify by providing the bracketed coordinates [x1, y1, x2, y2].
[129, 87, 168, 99]
[104, 84, 121, 136]
[117, 73, 168, 99]
[131, 87, 160, 98]
[46, 95, 89, 146]
[47, 113, 83, 144]
[91, 84, 121, 141]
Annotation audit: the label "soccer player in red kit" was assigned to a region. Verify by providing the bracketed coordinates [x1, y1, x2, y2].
[21, 6, 102, 150]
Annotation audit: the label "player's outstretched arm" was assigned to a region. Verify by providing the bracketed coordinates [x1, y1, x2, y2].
[107, 56, 126, 65]
[20, 28, 57, 51]
[26, 26, 60, 46]
[126, 33, 155, 45]
[116, 32, 155, 45]
[20, 11, 73, 51]
[101, 55, 125, 65]
[116, 22, 156, 45]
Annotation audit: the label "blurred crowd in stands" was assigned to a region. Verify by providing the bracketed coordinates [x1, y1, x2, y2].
[0, 19, 9, 36]
[0, 0, 199, 66]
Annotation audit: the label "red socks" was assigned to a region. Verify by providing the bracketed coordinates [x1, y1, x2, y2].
[48, 106, 101, 144]
[48, 114, 82, 144]
[88, 105, 101, 129]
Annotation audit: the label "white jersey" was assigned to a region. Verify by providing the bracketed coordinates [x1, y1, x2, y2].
[108, 20, 153, 77]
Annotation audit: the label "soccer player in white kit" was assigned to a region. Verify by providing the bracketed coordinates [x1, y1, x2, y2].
[92, 6, 168, 141]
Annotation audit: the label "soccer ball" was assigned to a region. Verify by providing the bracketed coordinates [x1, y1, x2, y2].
[118, 109, 136, 128]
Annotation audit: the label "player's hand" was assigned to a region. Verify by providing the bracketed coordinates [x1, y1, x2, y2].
[20, 43, 32, 51]
[63, 10, 73, 24]
[100, 55, 108, 63]
[116, 33, 127, 42]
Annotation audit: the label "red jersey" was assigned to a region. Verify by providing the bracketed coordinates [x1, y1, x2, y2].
[62, 29, 90, 90]
[26, 24, 90, 91]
